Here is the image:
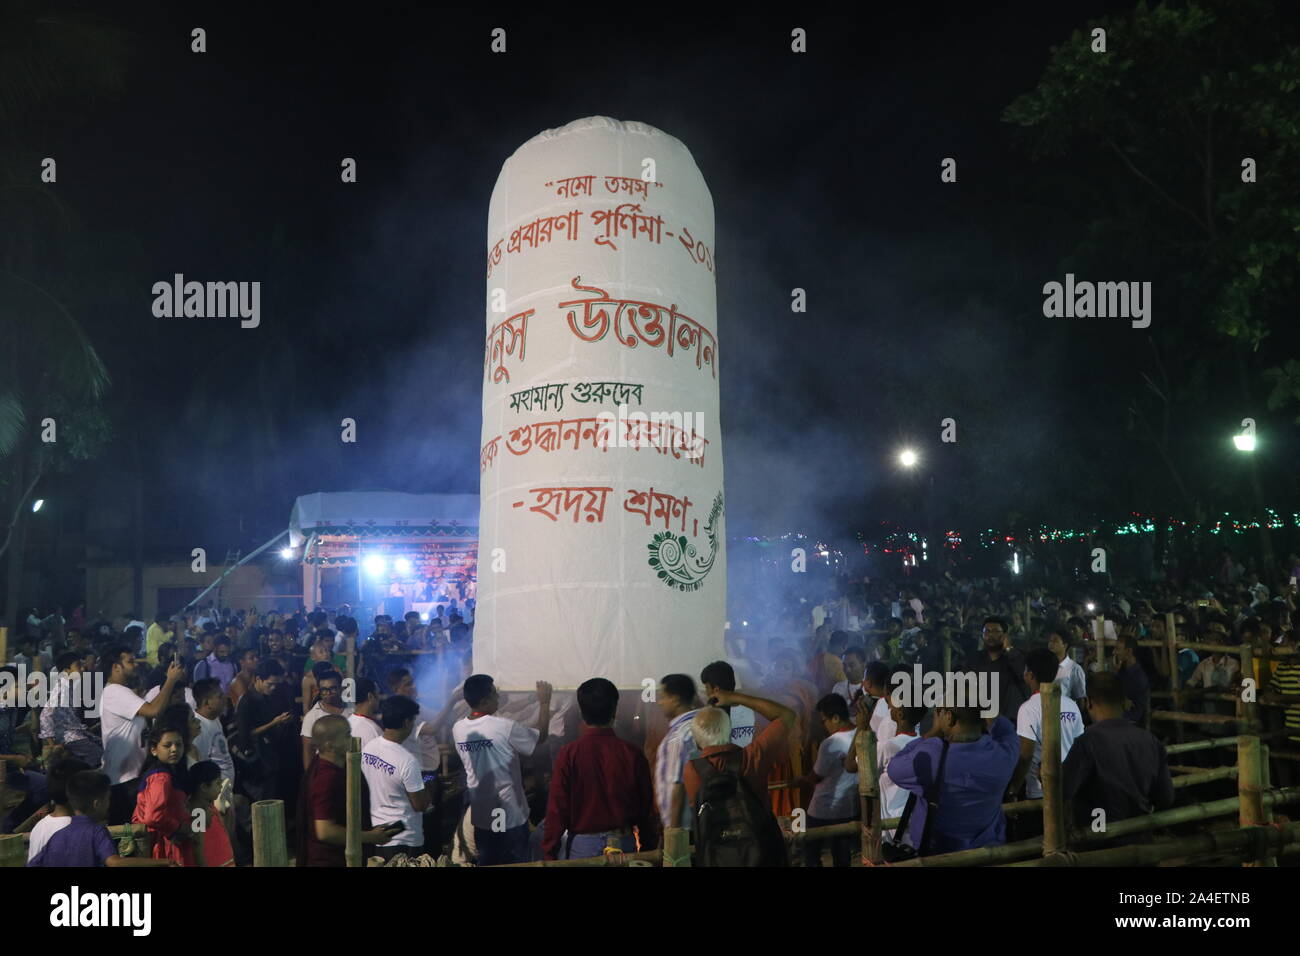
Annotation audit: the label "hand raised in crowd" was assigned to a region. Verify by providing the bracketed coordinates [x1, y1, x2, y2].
[853, 697, 871, 730]
[166, 660, 186, 682]
[536, 680, 553, 704]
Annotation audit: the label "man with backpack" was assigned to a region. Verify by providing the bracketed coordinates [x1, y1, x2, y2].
[682, 688, 796, 866]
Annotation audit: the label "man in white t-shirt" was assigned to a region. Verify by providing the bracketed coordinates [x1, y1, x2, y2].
[790, 694, 859, 867]
[872, 700, 923, 842]
[865, 662, 896, 762]
[97, 647, 185, 824]
[347, 677, 383, 747]
[831, 646, 867, 710]
[301, 669, 353, 768]
[452, 673, 551, 866]
[360, 695, 431, 861]
[700, 660, 757, 747]
[191, 678, 234, 782]
[1010, 649, 1085, 800]
[1047, 626, 1087, 705]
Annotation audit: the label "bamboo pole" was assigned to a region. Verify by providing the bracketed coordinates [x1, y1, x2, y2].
[252, 799, 288, 867]
[1239, 643, 1259, 734]
[1139, 639, 1297, 658]
[1178, 641, 1296, 656]
[1238, 736, 1267, 868]
[1261, 744, 1277, 867]
[1007, 821, 1300, 867]
[1164, 611, 1183, 744]
[861, 727, 881, 864]
[889, 786, 1300, 867]
[1151, 710, 1239, 726]
[113, 823, 152, 857]
[662, 827, 690, 867]
[1170, 767, 1237, 787]
[1166, 734, 1279, 755]
[346, 736, 363, 868]
[1040, 681, 1065, 856]
[345, 635, 356, 682]
[791, 761, 1241, 844]
[1152, 690, 1237, 702]
[1094, 614, 1106, 672]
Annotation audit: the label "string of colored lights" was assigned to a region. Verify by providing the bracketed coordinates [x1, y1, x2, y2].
[732, 509, 1299, 560]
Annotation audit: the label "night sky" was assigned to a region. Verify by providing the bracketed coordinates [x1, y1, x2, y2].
[12, 0, 1299, 565]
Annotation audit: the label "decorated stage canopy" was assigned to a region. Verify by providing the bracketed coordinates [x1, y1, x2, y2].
[476, 116, 726, 690]
[289, 492, 479, 550]
[288, 493, 480, 608]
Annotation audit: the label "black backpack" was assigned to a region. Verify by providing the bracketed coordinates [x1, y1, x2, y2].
[691, 752, 788, 867]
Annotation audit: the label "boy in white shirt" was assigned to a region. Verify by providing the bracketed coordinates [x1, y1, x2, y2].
[790, 694, 859, 867]
[360, 695, 431, 862]
[1047, 626, 1087, 705]
[25, 756, 90, 862]
[451, 673, 551, 866]
[876, 700, 923, 843]
[346, 677, 383, 747]
[1011, 649, 1085, 800]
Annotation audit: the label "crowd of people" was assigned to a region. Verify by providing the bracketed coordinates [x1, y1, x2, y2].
[4, 546, 1300, 867]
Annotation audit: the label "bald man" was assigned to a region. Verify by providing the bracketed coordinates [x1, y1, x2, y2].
[296, 715, 403, 866]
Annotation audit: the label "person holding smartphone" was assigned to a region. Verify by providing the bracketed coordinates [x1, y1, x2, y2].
[298, 714, 404, 866]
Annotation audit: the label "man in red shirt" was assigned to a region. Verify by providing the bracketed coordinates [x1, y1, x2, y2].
[682, 688, 795, 808]
[542, 678, 659, 860]
[296, 714, 403, 866]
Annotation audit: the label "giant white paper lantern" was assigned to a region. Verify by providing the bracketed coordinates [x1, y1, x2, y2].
[476, 116, 725, 690]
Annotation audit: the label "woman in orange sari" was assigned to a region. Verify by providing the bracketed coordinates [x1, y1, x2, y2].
[765, 651, 821, 817]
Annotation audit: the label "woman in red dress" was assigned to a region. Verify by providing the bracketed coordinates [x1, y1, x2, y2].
[132, 725, 194, 864]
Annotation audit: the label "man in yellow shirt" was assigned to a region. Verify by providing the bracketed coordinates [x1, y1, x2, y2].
[145, 615, 173, 665]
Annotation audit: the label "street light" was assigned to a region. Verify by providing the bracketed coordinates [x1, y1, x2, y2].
[31, 499, 44, 513]
[898, 448, 918, 468]
[1233, 433, 1256, 452]
[279, 547, 294, 560]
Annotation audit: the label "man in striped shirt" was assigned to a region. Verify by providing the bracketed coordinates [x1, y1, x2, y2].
[654, 674, 699, 830]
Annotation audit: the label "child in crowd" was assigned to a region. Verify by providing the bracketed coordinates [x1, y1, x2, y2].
[25, 757, 91, 862]
[132, 724, 194, 865]
[187, 760, 235, 867]
[28, 770, 175, 867]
